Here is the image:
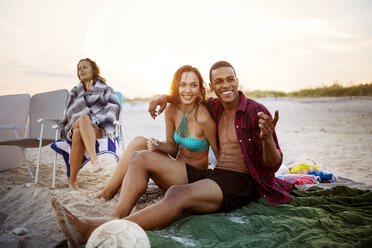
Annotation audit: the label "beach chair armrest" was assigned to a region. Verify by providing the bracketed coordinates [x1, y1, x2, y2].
[0, 125, 27, 129]
[37, 118, 61, 123]
[114, 120, 124, 125]
[0, 124, 28, 139]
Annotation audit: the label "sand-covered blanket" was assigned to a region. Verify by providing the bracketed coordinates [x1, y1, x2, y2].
[146, 186, 372, 248]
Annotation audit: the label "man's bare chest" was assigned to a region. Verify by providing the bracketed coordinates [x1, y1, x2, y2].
[218, 112, 238, 144]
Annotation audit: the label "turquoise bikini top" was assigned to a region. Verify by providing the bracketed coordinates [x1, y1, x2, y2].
[174, 105, 209, 152]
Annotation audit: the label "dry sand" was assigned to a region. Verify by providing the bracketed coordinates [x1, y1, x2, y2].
[0, 97, 371, 247]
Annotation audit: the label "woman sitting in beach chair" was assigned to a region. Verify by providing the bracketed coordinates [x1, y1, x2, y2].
[96, 65, 218, 200]
[57, 58, 120, 189]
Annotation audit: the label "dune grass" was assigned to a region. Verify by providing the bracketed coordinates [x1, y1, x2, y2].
[124, 96, 154, 102]
[124, 83, 372, 101]
[244, 83, 372, 98]
[243, 90, 287, 98]
[287, 83, 372, 97]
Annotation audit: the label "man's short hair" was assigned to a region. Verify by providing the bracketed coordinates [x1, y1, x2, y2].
[209, 61, 236, 83]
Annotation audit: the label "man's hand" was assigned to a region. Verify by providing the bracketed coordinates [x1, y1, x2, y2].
[148, 95, 168, 119]
[257, 110, 279, 141]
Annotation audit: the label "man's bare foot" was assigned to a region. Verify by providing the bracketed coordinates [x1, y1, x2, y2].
[50, 197, 87, 248]
[68, 180, 79, 190]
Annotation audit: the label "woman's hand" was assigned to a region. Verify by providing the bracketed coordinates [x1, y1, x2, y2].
[147, 137, 160, 151]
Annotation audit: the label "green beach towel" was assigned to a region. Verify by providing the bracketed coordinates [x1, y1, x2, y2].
[147, 186, 372, 248]
[55, 186, 372, 248]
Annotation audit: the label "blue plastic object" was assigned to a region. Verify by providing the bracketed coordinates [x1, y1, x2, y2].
[308, 171, 335, 182]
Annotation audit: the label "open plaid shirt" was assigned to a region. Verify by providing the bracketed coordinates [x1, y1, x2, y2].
[206, 91, 293, 205]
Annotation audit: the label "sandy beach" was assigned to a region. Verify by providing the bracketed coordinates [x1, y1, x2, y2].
[0, 97, 371, 247]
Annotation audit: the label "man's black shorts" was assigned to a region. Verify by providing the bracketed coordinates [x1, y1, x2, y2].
[186, 164, 260, 212]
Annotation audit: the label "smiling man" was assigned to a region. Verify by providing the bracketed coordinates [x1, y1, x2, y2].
[204, 61, 293, 206]
[50, 61, 293, 248]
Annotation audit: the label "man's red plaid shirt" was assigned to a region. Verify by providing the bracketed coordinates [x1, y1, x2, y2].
[206, 91, 293, 205]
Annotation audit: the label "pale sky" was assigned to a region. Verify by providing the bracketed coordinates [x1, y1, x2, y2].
[1, 0, 371, 98]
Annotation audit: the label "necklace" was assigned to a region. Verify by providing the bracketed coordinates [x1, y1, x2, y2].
[176, 105, 195, 138]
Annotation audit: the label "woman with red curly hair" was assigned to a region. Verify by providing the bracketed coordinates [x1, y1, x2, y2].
[96, 65, 218, 200]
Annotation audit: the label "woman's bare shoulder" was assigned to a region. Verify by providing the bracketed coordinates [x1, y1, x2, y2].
[165, 104, 179, 117]
[196, 104, 214, 124]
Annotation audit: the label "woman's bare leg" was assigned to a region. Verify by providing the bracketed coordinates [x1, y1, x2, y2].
[76, 114, 102, 165]
[96, 136, 148, 201]
[69, 128, 85, 189]
[68, 115, 103, 188]
[112, 150, 189, 218]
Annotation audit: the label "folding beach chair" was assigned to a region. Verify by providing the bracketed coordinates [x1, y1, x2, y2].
[114, 91, 125, 151]
[0, 94, 31, 172]
[50, 91, 124, 184]
[50, 137, 123, 178]
[0, 89, 69, 186]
